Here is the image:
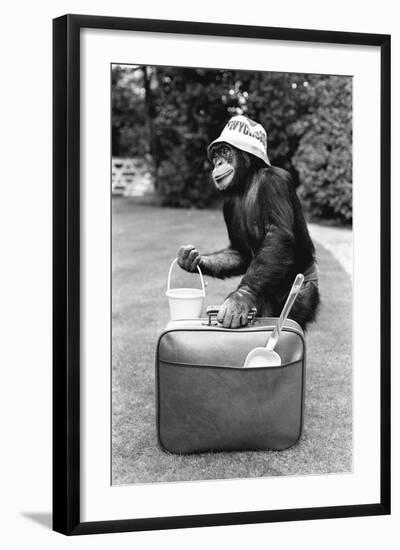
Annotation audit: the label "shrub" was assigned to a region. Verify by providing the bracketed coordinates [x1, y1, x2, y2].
[153, 68, 240, 207]
[292, 77, 352, 224]
[112, 66, 353, 222]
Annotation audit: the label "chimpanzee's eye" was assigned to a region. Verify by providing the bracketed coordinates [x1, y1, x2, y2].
[221, 146, 229, 156]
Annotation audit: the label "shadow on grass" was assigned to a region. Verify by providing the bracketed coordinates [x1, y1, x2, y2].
[112, 199, 352, 485]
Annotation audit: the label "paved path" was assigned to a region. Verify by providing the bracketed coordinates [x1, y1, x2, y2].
[308, 223, 352, 281]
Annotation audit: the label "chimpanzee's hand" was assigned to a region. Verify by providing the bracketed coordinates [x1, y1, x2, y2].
[177, 245, 202, 273]
[217, 289, 257, 328]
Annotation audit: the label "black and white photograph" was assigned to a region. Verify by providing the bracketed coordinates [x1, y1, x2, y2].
[111, 64, 353, 485]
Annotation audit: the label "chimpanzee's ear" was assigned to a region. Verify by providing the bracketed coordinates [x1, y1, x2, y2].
[243, 152, 251, 170]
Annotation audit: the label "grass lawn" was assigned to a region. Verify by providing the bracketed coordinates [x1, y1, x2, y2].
[112, 199, 352, 484]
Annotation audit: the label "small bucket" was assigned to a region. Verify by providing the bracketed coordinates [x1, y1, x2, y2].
[166, 258, 206, 320]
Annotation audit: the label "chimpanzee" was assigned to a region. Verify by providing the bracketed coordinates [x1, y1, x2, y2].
[178, 115, 320, 330]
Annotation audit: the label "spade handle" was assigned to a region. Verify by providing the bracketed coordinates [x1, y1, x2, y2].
[265, 273, 305, 351]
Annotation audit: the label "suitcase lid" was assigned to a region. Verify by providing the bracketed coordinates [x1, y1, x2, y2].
[157, 317, 305, 368]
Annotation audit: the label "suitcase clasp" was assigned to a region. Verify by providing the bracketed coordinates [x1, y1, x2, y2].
[204, 306, 257, 326]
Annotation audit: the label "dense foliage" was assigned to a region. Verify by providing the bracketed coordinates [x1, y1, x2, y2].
[292, 77, 353, 222]
[112, 65, 352, 223]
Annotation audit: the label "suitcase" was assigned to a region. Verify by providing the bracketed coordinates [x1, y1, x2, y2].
[155, 307, 306, 454]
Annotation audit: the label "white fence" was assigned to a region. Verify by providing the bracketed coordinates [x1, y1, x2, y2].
[112, 157, 155, 197]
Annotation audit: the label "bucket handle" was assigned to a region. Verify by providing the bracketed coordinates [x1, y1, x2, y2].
[167, 258, 206, 297]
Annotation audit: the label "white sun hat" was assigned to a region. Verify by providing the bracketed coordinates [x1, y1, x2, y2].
[208, 115, 271, 165]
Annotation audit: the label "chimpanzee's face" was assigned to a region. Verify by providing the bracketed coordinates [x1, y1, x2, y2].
[210, 143, 237, 191]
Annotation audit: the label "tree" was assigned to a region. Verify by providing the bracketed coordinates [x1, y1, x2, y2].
[292, 76, 352, 223]
[152, 67, 243, 206]
[111, 66, 353, 222]
[111, 65, 150, 157]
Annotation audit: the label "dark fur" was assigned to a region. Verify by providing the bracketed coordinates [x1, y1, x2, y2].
[203, 146, 320, 329]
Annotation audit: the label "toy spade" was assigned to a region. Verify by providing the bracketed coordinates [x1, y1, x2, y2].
[243, 273, 305, 368]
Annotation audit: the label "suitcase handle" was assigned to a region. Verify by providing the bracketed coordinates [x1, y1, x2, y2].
[205, 305, 257, 326]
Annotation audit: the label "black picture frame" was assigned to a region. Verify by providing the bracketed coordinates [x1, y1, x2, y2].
[53, 14, 391, 536]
